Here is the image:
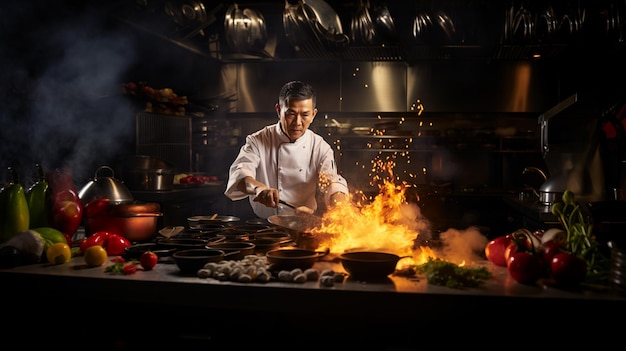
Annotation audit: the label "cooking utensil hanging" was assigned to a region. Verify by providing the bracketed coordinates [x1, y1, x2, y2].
[164, 0, 222, 39]
[224, 3, 268, 54]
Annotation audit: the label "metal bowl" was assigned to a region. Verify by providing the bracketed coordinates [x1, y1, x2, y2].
[173, 249, 228, 274]
[206, 241, 255, 260]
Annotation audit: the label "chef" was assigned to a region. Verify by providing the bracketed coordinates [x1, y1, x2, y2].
[224, 80, 349, 219]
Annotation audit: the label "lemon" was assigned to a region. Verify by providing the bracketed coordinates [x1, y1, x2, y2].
[46, 242, 72, 265]
[84, 245, 107, 267]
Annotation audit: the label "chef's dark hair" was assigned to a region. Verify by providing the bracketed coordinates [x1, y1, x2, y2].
[279, 81, 317, 109]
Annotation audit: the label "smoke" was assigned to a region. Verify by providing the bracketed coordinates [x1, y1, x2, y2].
[437, 226, 489, 264]
[0, 1, 137, 186]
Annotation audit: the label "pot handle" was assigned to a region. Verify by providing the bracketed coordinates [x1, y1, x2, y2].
[94, 165, 116, 179]
[223, 250, 241, 258]
[314, 247, 331, 258]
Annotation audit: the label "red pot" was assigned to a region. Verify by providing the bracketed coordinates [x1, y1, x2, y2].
[84, 202, 162, 242]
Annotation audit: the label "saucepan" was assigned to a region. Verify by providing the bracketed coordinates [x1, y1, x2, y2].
[266, 247, 329, 270]
[339, 251, 412, 280]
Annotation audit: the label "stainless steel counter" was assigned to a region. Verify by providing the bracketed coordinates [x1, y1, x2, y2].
[2, 254, 624, 347]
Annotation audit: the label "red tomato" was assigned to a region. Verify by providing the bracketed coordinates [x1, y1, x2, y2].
[140, 251, 158, 270]
[208, 175, 218, 182]
[484, 235, 512, 267]
[105, 234, 132, 256]
[507, 252, 544, 285]
[122, 264, 137, 275]
[141, 85, 154, 96]
[80, 231, 111, 253]
[539, 241, 563, 272]
[503, 242, 521, 266]
[551, 252, 587, 287]
[179, 175, 194, 184]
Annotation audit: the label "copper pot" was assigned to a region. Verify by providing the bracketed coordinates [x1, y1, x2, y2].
[84, 202, 162, 242]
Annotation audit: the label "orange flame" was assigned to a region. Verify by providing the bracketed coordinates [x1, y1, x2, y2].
[314, 160, 435, 266]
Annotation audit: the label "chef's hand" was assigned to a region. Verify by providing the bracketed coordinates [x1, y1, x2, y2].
[253, 187, 279, 208]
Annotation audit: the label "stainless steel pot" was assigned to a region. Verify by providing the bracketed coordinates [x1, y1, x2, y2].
[125, 169, 174, 191]
[78, 166, 134, 205]
[122, 155, 176, 191]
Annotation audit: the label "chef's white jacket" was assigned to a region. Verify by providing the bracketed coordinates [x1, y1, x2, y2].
[225, 122, 349, 219]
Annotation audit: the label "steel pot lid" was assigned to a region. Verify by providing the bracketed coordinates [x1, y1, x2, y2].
[78, 165, 134, 205]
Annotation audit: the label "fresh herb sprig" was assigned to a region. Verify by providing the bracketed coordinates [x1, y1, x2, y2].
[415, 257, 492, 289]
[550, 190, 610, 283]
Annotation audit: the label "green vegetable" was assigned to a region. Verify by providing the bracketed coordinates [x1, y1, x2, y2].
[26, 164, 49, 229]
[32, 227, 67, 252]
[550, 190, 610, 283]
[0, 167, 30, 243]
[415, 257, 492, 289]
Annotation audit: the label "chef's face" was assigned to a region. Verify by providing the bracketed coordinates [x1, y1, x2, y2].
[277, 98, 317, 142]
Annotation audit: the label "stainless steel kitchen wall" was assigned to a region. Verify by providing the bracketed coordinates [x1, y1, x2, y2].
[407, 60, 560, 113]
[220, 59, 559, 113]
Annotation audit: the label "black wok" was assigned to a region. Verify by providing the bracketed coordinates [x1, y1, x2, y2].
[267, 214, 322, 233]
[266, 247, 329, 270]
[339, 251, 411, 280]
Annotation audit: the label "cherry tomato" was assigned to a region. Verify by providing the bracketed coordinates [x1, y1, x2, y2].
[122, 263, 137, 275]
[503, 242, 521, 266]
[507, 251, 544, 285]
[539, 241, 563, 272]
[551, 252, 587, 287]
[484, 235, 512, 267]
[140, 251, 158, 270]
[179, 175, 194, 184]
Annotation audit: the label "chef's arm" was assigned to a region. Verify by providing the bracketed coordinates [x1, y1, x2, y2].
[236, 176, 267, 196]
[329, 191, 348, 206]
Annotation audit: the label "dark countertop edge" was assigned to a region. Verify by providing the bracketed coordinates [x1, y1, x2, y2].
[5, 271, 623, 322]
[3, 259, 624, 343]
[3, 260, 624, 318]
